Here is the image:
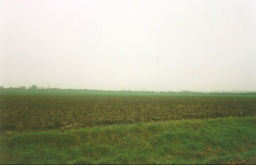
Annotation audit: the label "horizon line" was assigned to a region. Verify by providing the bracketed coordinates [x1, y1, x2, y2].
[1, 86, 256, 93]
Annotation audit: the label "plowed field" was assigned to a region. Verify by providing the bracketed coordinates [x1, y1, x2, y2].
[1, 94, 256, 133]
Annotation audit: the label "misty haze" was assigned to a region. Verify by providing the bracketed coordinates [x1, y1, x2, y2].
[1, 0, 256, 91]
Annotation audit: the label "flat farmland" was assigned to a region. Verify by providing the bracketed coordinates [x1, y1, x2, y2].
[1, 92, 256, 133]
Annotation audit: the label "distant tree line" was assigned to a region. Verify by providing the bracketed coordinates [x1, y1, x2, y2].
[0, 85, 49, 90]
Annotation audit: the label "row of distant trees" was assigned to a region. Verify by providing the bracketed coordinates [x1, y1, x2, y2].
[0, 85, 52, 90]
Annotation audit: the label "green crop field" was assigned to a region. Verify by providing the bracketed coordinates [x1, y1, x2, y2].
[0, 89, 256, 164]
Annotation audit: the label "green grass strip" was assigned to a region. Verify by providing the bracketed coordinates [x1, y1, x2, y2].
[1, 117, 256, 164]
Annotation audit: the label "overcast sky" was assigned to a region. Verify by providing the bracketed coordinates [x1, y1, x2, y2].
[1, 0, 256, 91]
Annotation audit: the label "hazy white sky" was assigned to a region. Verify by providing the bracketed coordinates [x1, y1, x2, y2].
[1, 0, 256, 91]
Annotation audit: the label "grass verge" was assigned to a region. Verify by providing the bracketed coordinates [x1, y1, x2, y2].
[1, 117, 256, 164]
